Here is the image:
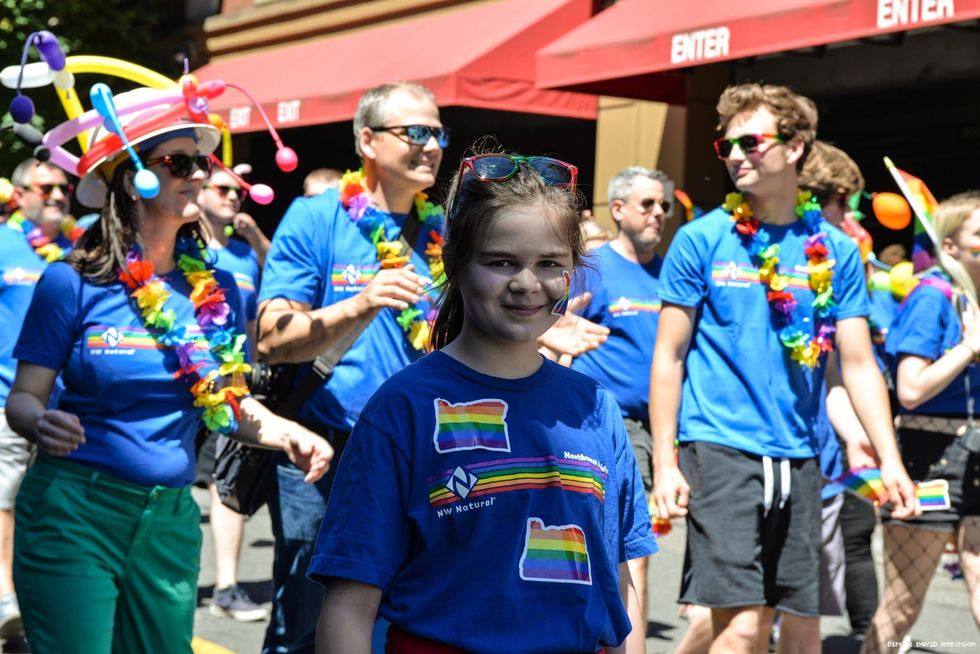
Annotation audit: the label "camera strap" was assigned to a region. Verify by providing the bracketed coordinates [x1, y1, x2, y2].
[278, 212, 425, 419]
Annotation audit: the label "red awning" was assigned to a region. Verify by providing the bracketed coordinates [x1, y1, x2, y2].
[536, 0, 980, 101]
[195, 0, 597, 133]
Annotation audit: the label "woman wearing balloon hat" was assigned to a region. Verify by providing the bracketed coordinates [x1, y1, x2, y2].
[4, 89, 333, 654]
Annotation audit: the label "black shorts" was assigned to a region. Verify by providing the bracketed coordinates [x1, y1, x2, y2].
[883, 427, 980, 531]
[194, 430, 220, 488]
[678, 440, 821, 617]
[624, 418, 653, 494]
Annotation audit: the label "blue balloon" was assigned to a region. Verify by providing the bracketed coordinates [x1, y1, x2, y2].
[9, 95, 34, 124]
[134, 169, 160, 199]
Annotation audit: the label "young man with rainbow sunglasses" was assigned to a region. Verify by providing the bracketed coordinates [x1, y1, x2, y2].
[650, 83, 917, 654]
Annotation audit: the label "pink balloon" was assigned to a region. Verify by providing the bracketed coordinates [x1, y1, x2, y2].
[275, 147, 298, 173]
[249, 184, 274, 205]
[41, 88, 184, 176]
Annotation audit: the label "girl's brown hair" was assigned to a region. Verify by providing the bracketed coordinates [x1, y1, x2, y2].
[429, 153, 586, 350]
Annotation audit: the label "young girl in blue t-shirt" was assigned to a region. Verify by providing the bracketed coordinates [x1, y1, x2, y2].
[310, 153, 657, 654]
[865, 192, 980, 652]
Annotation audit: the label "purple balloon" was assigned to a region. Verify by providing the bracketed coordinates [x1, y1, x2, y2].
[34, 31, 65, 71]
[9, 95, 34, 124]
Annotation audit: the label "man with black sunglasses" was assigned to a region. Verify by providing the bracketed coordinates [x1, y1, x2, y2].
[256, 82, 446, 653]
[651, 84, 917, 654]
[569, 165, 674, 630]
[7, 158, 73, 256]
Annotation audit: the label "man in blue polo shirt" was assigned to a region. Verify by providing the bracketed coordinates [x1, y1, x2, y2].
[571, 165, 673, 627]
[650, 83, 917, 653]
[0, 227, 45, 641]
[257, 82, 447, 654]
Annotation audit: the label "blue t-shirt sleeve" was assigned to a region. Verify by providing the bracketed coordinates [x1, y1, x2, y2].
[260, 197, 327, 306]
[831, 236, 870, 321]
[886, 287, 949, 362]
[659, 224, 707, 308]
[308, 412, 412, 590]
[606, 392, 657, 562]
[13, 262, 79, 371]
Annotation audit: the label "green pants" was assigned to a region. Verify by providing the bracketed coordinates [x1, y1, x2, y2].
[13, 454, 201, 654]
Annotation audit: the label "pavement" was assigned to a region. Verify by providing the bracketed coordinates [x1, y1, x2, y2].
[5, 487, 973, 653]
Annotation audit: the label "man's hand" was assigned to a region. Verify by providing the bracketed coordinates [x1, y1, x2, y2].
[654, 465, 690, 519]
[355, 266, 425, 314]
[233, 212, 262, 239]
[284, 427, 335, 483]
[538, 293, 609, 366]
[844, 432, 880, 471]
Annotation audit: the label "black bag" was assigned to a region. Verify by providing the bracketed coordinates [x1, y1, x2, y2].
[213, 433, 277, 516]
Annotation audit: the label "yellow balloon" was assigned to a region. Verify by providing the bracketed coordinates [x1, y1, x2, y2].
[889, 261, 918, 299]
[60, 56, 178, 152]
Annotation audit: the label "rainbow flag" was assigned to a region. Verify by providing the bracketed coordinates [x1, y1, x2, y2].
[519, 518, 591, 585]
[834, 467, 888, 505]
[896, 168, 939, 226]
[915, 479, 950, 511]
[551, 270, 571, 316]
[432, 398, 510, 453]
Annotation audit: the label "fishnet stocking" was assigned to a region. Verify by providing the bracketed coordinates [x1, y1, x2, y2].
[957, 516, 980, 624]
[860, 524, 948, 654]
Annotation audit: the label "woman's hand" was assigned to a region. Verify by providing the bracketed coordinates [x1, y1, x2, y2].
[34, 409, 85, 456]
[283, 425, 334, 483]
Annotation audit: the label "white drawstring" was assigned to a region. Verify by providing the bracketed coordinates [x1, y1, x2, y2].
[763, 456, 774, 515]
[762, 456, 792, 515]
[779, 458, 791, 509]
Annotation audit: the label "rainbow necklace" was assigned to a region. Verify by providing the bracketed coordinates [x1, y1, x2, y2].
[118, 238, 251, 432]
[722, 190, 836, 368]
[8, 212, 84, 263]
[338, 168, 445, 351]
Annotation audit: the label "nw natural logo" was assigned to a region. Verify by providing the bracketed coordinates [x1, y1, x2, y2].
[615, 297, 632, 312]
[343, 263, 360, 286]
[101, 326, 122, 348]
[727, 261, 740, 280]
[446, 466, 479, 499]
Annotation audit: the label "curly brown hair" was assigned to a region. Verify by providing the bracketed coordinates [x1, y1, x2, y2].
[716, 84, 819, 168]
[799, 141, 865, 204]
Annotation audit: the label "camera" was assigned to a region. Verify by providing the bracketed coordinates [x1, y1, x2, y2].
[246, 362, 296, 408]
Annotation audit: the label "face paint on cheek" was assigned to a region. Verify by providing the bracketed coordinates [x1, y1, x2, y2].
[551, 270, 571, 316]
[969, 247, 980, 258]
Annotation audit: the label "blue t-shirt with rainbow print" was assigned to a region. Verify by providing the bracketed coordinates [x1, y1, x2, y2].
[572, 243, 662, 420]
[308, 351, 657, 653]
[14, 261, 247, 486]
[659, 207, 869, 458]
[209, 237, 259, 322]
[0, 227, 45, 405]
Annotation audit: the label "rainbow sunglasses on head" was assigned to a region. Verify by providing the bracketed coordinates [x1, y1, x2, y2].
[448, 154, 578, 220]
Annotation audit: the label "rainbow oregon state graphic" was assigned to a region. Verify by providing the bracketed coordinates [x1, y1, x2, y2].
[432, 398, 511, 453]
[519, 518, 591, 585]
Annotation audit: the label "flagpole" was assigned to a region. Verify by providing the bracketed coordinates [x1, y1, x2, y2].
[883, 156, 938, 246]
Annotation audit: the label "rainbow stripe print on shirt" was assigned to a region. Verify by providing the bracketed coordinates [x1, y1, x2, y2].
[609, 296, 661, 316]
[2, 266, 42, 286]
[432, 398, 510, 453]
[86, 325, 209, 353]
[519, 518, 591, 585]
[427, 454, 608, 508]
[710, 261, 811, 290]
[331, 263, 378, 288]
[232, 271, 256, 293]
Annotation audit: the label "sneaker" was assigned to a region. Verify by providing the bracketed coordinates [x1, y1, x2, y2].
[209, 585, 268, 622]
[0, 593, 24, 639]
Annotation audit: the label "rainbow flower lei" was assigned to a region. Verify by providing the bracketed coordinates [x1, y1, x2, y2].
[118, 238, 251, 432]
[7, 212, 84, 263]
[339, 168, 445, 351]
[723, 190, 836, 368]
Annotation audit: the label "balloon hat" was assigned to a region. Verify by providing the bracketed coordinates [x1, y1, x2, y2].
[3, 32, 298, 207]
